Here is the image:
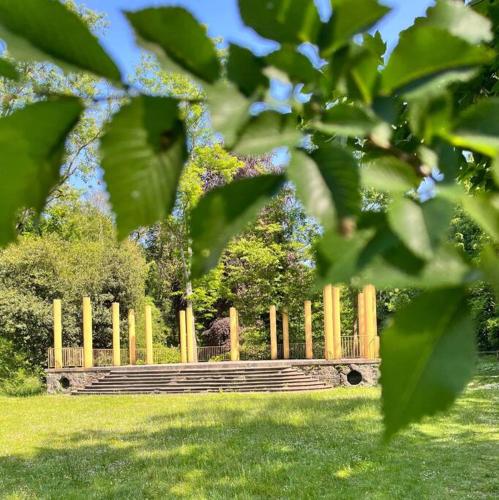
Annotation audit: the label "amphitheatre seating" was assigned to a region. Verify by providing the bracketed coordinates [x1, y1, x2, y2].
[73, 362, 330, 395]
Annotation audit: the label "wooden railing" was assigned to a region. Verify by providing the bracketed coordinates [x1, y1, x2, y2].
[47, 336, 379, 368]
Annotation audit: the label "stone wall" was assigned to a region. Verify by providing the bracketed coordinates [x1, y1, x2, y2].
[46, 361, 379, 393]
[46, 369, 110, 394]
[295, 362, 379, 387]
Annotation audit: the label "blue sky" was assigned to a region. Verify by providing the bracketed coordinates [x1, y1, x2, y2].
[79, 0, 435, 78]
[75, 0, 436, 197]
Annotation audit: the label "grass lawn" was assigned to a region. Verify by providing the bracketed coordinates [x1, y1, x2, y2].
[0, 360, 498, 499]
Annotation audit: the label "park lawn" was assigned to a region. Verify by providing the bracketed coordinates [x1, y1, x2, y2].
[0, 361, 498, 499]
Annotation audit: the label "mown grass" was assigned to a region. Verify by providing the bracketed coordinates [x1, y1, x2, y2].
[0, 360, 498, 499]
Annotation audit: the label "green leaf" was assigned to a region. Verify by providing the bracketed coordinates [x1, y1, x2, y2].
[227, 44, 268, 97]
[461, 193, 499, 242]
[206, 80, 251, 149]
[191, 174, 285, 278]
[0, 97, 83, 246]
[387, 197, 455, 260]
[266, 47, 318, 84]
[480, 245, 499, 309]
[100, 96, 187, 239]
[288, 145, 360, 230]
[362, 31, 386, 61]
[0, 58, 19, 80]
[309, 103, 380, 137]
[361, 157, 420, 193]
[407, 94, 452, 142]
[125, 7, 220, 84]
[315, 229, 374, 286]
[414, 0, 493, 44]
[447, 98, 499, 157]
[381, 287, 475, 440]
[359, 241, 473, 289]
[381, 26, 493, 96]
[0, 0, 120, 82]
[493, 157, 499, 186]
[319, 0, 390, 57]
[233, 112, 301, 156]
[238, 0, 320, 44]
[439, 185, 499, 241]
[287, 150, 336, 231]
[310, 141, 361, 221]
[349, 49, 381, 104]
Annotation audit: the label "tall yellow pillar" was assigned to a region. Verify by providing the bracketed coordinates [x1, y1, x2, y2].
[304, 300, 313, 359]
[358, 291, 367, 358]
[112, 303, 120, 366]
[230, 307, 240, 361]
[282, 309, 290, 359]
[323, 285, 334, 360]
[53, 299, 63, 369]
[364, 285, 376, 360]
[186, 305, 196, 362]
[332, 286, 342, 359]
[128, 309, 136, 365]
[83, 297, 93, 368]
[145, 304, 153, 364]
[179, 310, 187, 363]
[270, 305, 277, 360]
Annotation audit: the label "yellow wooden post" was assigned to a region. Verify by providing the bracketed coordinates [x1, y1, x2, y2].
[53, 299, 63, 369]
[323, 285, 334, 360]
[179, 310, 187, 363]
[128, 309, 136, 365]
[186, 305, 196, 362]
[112, 302, 120, 366]
[332, 286, 342, 359]
[372, 286, 379, 358]
[83, 297, 93, 368]
[270, 305, 278, 360]
[282, 309, 290, 359]
[230, 307, 240, 361]
[145, 304, 153, 364]
[364, 285, 376, 360]
[358, 291, 367, 358]
[304, 300, 313, 359]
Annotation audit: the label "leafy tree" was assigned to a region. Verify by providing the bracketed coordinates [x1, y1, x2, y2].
[0, 0, 498, 439]
[0, 200, 149, 367]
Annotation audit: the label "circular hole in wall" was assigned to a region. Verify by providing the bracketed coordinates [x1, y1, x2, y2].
[347, 370, 362, 385]
[59, 376, 71, 389]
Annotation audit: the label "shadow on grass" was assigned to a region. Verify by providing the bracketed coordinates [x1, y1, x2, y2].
[0, 390, 497, 498]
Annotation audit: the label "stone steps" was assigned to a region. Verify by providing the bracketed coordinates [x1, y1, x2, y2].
[73, 365, 330, 395]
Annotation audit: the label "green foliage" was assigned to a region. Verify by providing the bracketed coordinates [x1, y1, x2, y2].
[239, 0, 321, 44]
[381, 287, 476, 440]
[449, 98, 499, 157]
[190, 174, 285, 278]
[0, 337, 29, 380]
[0, 201, 149, 367]
[100, 96, 187, 239]
[319, 0, 390, 56]
[233, 112, 301, 156]
[126, 7, 220, 84]
[0, 0, 120, 81]
[0, 337, 43, 396]
[361, 157, 419, 194]
[0, 58, 18, 80]
[226, 44, 267, 98]
[153, 345, 181, 364]
[1, 370, 43, 397]
[0, 97, 83, 245]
